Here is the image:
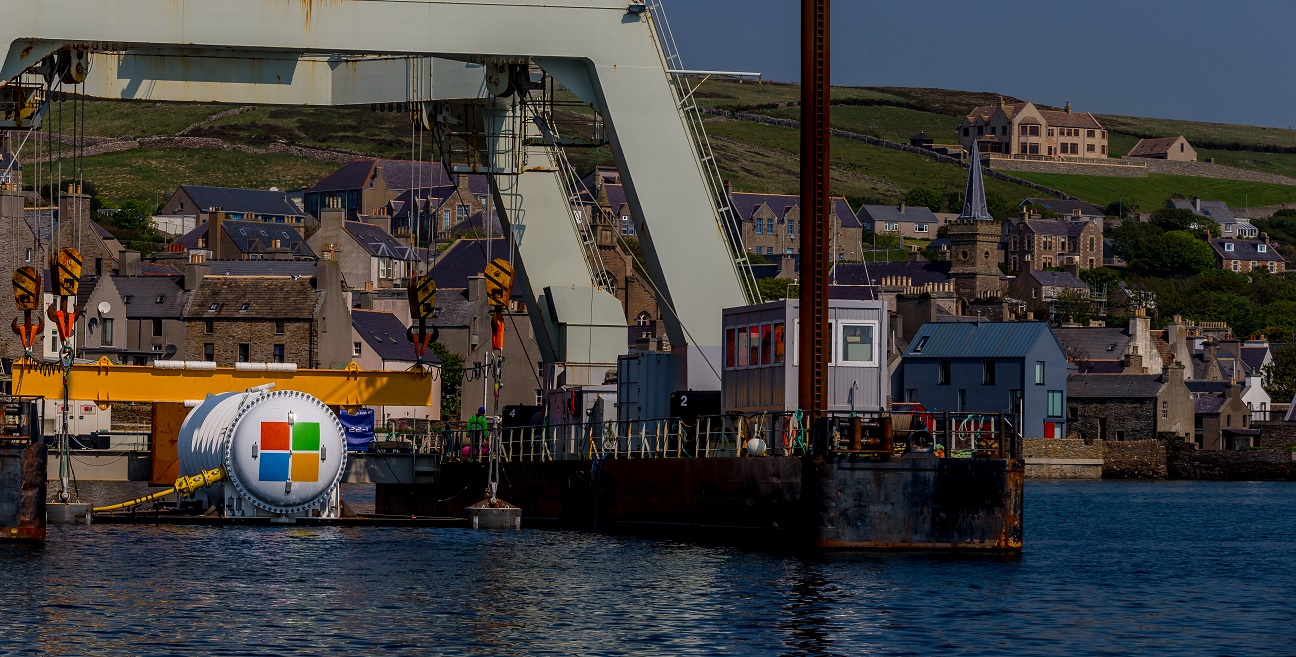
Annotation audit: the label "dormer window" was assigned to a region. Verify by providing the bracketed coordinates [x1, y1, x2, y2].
[123, 295, 134, 304]
[1258, 244, 1268, 253]
[155, 295, 166, 303]
[1224, 243, 1234, 252]
[208, 303, 220, 312]
[912, 336, 930, 354]
[239, 303, 250, 312]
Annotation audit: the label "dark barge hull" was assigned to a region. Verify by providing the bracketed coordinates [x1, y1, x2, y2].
[376, 455, 1023, 550]
[0, 441, 47, 542]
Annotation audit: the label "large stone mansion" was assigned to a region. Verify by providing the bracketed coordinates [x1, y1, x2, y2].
[959, 99, 1109, 159]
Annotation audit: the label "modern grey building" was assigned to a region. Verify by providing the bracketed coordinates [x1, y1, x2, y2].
[892, 321, 1069, 439]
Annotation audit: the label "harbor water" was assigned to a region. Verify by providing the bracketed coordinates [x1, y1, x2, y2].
[2, 480, 1293, 656]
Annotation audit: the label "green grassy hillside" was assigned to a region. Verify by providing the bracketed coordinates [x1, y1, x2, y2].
[1009, 172, 1296, 211]
[21, 80, 1296, 217]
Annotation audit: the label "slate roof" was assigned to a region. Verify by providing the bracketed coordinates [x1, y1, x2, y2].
[902, 321, 1058, 359]
[309, 159, 452, 193]
[205, 261, 318, 277]
[183, 276, 319, 319]
[1067, 373, 1164, 399]
[858, 204, 940, 226]
[1193, 392, 1226, 415]
[1240, 346, 1269, 373]
[1168, 199, 1236, 223]
[748, 264, 781, 280]
[179, 185, 305, 218]
[1021, 198, 1105, 218]
[429, 288, 474, 328]
[1051, 327, 1131, 361]
[114, 276, 187, 319]
[1127, 137, 1186, 158]
[964, 102, 1103, 130]
[351, 309, 437, 363]
[345, 220, 416, 259]
[174, 223, 207, 249]
[832, 261, 951, 286]
[830, 285, 880, 301]
[628, 325, 656, 349]
[728, 192, 860, 228]
[221, 220, 316, 258]
[1027, 270, 1088, 290]
[430, 238, 509, 290]
[1019, 218, 1091, 238]
[1210, 239, 1284, 263]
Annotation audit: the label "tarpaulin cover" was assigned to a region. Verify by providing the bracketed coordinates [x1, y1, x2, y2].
[340, 407, 375, 451]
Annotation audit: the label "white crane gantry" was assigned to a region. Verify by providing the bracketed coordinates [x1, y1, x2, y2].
[0, 0, 752, 388]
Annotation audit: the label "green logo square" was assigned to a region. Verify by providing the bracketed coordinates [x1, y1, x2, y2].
[291, 422, 321, 452]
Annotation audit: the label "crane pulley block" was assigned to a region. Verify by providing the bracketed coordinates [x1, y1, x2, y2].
[12, 266, 40, 312]
[484, 258, 515, 307]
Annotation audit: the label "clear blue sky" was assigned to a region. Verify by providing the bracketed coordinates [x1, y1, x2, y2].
[663, 0, 1295, 129]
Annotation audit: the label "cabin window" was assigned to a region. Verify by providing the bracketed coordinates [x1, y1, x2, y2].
[836, 322, 877, 365]
[939, 361, 951, 385]
[983, 360, 996, 385]
[1035, 361, 1046, 385]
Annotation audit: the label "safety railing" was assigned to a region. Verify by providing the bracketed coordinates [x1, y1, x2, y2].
[424, 410, 1021, 463]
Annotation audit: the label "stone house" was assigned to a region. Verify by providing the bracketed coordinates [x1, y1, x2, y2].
[159, 185, 307, 225]
[174, 214, 316, 261]
[729, 191, 862, 261]
[0, 185, 38, 362]
[857, 203, 942, 240]
[180, 260, 351, 368]
[1054, 310, 1168, 375]
[303, 158, 490, 222]
[959, 99, 1109, 158]
[1208, 237, 1285, 274]
[350, 308, 442, 423]
[387, 174, 495, 243]
[1192, 384, 1253, 450]
[1127, 136, 1197, 161]
[1167, 198, 1256, 238]
[1018, 198, 1105, 221]
[307, 208, 419, 291]
[1004, 216, 1103, 273]
[1065, 365, 1192, 442]
[76, 252, 190, 365]
[892, 321, 1070, 439]
[1008, 270, 1093, 322]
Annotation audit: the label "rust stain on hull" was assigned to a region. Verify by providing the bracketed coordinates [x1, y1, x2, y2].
[0, 441, 47, 543]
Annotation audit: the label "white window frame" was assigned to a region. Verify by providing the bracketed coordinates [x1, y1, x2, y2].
[834, 320, 879, 366]
[1224, 243, 1234, 252]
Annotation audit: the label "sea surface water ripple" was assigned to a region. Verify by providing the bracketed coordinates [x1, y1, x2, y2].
[1, 480, 1293, 656]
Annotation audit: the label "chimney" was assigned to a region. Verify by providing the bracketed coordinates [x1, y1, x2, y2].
[899, 201, 906, 214]
[778, 256, 796, 279]
[1129, 307, 1150, 343]
[1193, 197, 1201, 213]
[1063, 263, 1080, 278]
[1123, 350, 1144, 374]
[319, 206, 346, 233]
[1065, 101, 1072, 114]
[467, 274, 487, 304]
[723, 179, 733, 198]
[367, 214, 393, 236]
[1166, 361, 1185, 388]
[118, 250, 141, 277]
[209, 209, 225, 261]
[183, 258, 210, 292]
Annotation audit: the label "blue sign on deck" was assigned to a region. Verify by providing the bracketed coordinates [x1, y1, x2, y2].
[339, 407, 375, 451]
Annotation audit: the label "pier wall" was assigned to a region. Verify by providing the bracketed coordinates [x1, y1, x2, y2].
[1022, 439, 1102, 479]
[1102, 439, 1169, 479]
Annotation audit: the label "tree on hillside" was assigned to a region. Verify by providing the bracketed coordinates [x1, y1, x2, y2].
[429, 342, 463, 420]
[1150, 207, 1219, 236]
[985, 191, 1012, 221]
[903, 188, 944, 212]
[1114, 224, 1215, 277]
[1263, 345, 1296, 402]
[1104, 199, 1138, 220]
[757, 277, 799, 301]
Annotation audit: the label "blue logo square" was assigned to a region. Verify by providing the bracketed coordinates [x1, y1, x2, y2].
[259, 452, 291, 482]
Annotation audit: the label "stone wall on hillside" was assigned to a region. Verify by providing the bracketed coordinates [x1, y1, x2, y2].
[1102, 439, 1168, 479]
[988, 158, 1148, 178]
[1144, 159, 1296, 186]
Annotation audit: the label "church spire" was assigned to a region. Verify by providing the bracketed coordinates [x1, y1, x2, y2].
[959, 142, 993, 220]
